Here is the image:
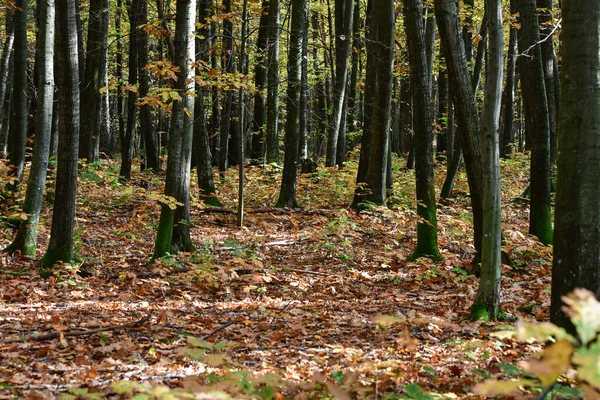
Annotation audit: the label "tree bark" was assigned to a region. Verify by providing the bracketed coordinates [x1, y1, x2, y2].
[153, 0, 196, 258]
[4, 0, 54, 257]
[500, 0, 517, 157]
[326, 0, 353, 167]
[538, 0, 558, 165]
[249, 0, 269, 162]
[516, 0, 553, 245]
[472, 0, 503, 321]
[361, 0, 393, 205]
[0, 10, 13, 157]
[7, 0, 28, 187]
[135, 0, 159, 170]
[265, 0, 280, 164]
[435, 0, 484, 257]
[118, 3, 139, 180]
[551, 0, 600, 332]
[193, 0, 218, 206]
[39, 0, 80, 272]
[79, 0, 109, 163]
[276, 0, 305, 208]
[404, 0, 440, 260]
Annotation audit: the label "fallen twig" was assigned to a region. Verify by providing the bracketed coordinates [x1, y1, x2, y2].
[157, 321, 238, 340]
[287, 268, 332, 276]
[5, 314, 152, 343]
[203, 321, 237, 340]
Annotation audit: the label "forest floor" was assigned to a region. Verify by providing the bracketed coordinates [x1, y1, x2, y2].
[0, 153, 559, 399]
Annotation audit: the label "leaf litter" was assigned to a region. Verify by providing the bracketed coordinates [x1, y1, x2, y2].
[0, 154, 555, 398]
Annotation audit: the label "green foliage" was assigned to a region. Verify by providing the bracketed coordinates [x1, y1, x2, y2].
[476, 289, 600, 397]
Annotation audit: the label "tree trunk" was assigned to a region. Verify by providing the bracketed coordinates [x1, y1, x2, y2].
[346, 0, 361, 148]
[361, 0, 393, 205]
[153, 0, 196, 258]
[436, 66, 448, 156]
[193, 0, 218, 206]
[265, 0, 280, 164]
[217, 0, 234, 172]
[115, 0, 124, 158]
[539, 0, 558, 165]
[435, 0, 484, 257]
[39, 0, 79, 272]
[7, 0, 28, 187]
[276, 0, 305, 208]
[551, 0, 600, 332]
[500, 0, 517, 157]
[249, 0, 269, 162]
[4, 0, 54, 257]
[79, 0, 109, 163]
[326, 0, 353, 167]
[472, 0, 503, 321]
[135, 0, 159, 170]
[0, 11, 13, 157]
[404, 0, 440, 260]
[118, 3, 139, 180]
[298, 4, 309, 163]
[516, 0, 553, 245]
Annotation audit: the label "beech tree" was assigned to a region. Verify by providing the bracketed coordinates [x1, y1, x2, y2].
[4, 0, 54, 257]
[516, 0, 553, 245]
[551, 0, 600, 330]
[276, 0, 305, 208]
[404, 0, 439, 260]
[326, 0, 353, 167]
[153, 0, 196, 258]
[472, 0, 503, 320]
[435, 0, 484, 258]
[40, 0, 80, 271]
[7, 0, 28, 187]
[80, 0, 109, 163]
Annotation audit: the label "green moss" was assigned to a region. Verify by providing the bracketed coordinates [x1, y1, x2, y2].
[530, 204, 553, 245]
[39, 246, 73, 277]
[153, 205, 175, 260]
[469, 301, 491, 322]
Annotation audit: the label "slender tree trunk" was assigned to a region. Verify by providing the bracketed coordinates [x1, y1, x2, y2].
[516, 0, 553, 245]
[115, 0, 124, 158]
[276, 0, 305, 208]
[4, 0, 54, 256]
[298, 3, 309, 163]
[404, 0, 439, 260]
[237, 0, 248, 226]
[0, 56, 13, 157]
[79, 0, 109, 163]
[357, 0, 393, 205]
[500, 0, 517, 157]
[472, 0, 503, 321]
[135, 0, 159, 170]
[7, 0, 28, 187]
[346, 0, 361, 147]
[326, 0, 353, 167]
[435, 0, 484, 257]
[249, 0, 269, 162]
[538, 0, 558, 165]
[40, 0, 79, 271]
[436, 66, 448, 156]
[154, 0, 196, 258]
[118, 4, 139, 179]
[352, 0, 373, 208]
[265, 0, 280, 164]
[218, 0, 234, 172]
[0, 11, 14, 157]
[194, 0, 218, 205]
[551, 0, 600, 331]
